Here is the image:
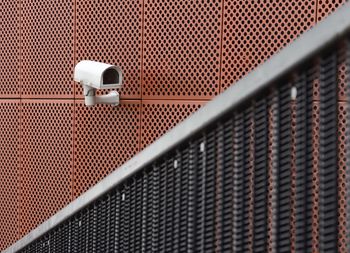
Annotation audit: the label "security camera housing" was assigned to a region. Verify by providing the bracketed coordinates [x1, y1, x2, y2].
[74, 61, 123, 106]
[74, 60, 123, 89]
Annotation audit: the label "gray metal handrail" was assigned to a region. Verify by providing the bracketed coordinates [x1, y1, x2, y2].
[4, 2, 350, 252]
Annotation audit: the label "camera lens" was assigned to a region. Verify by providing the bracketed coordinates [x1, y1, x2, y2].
[103, 68, 119, 85]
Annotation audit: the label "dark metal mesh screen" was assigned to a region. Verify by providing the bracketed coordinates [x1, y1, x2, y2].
[15, 39, 350, 253]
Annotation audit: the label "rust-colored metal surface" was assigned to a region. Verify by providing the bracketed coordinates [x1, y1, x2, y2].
[20, 100, 74, 236]
[75, 0, 143, 99]
[312, 102, 320, 252]
[317, 0, 347, 22]
[338, 43, 347, 101]
[221, 0, 316, 91]
[311, 60, 321, 101]
[73, 100, 141, 198]
[21, 0, 74, 98]
[140, 101, 204, 149]
[338, 102, 347, 253]
[142, 0, 222, 99]
[0, 0, 20, 97]
[0, 101, 20, 251]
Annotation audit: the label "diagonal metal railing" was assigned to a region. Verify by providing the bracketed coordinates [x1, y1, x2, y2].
[4, 2, 350, 252]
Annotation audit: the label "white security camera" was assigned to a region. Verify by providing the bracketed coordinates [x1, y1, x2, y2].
[74, 60, 123, 106]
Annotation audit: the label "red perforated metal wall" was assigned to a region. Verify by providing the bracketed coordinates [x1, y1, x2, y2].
[0, 101, 20, 249]
[73, 100, 141, 197]
[142, 0, 222, 99]
[0, 1, 20, 97]
[221, 0, 316, 90]
[20, 101, 74, 236]
[0, 0, 348, 250]
[21, 0, 74, 98]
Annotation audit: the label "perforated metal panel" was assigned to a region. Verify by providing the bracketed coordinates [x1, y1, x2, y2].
[142, 0, 222, 99]
[141, 101, 204, 149]
[317, 0, 347, 22]
[338, 102, 347, 253]
[0, 0, 20, 97]
[73, 100, 141, 197]
[312, 102, 320, 252]
[20, 100, 74, 236]
[21, 0, 74, 98]
[75, 0, 142, 99]
[0, 101, 20, 251]
[221, 0, 316, 91]
[338, 42, 348, 101]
